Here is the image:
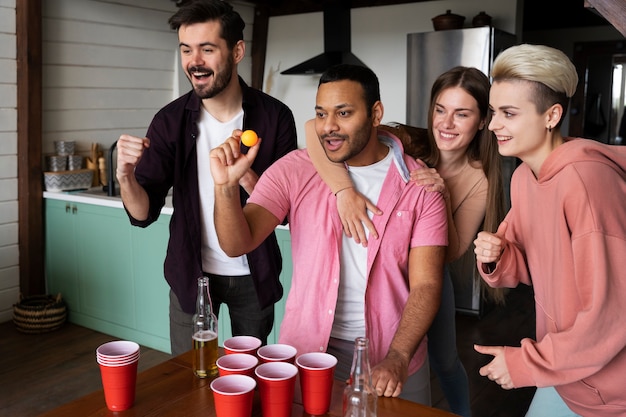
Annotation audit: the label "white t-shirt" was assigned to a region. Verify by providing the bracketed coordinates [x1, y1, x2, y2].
[196, 107, 250, 276]
[331, 145, 392, 341]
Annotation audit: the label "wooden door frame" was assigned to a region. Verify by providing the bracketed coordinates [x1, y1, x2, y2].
[17, 0, 44, 295]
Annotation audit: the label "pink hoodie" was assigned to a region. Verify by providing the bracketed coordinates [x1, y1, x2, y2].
[479, 138, 626, 416]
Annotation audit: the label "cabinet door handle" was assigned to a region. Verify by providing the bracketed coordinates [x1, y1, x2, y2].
[65, 203, 71, 213]
[72, 205, 77, 214]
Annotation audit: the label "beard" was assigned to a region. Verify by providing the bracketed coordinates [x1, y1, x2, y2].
[188, 54, 235, 99]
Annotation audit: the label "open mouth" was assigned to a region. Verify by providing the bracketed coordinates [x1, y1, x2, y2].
[496, 135, 513, 142]
[322, 136, 345, 151]
[190, 67, 213, 80]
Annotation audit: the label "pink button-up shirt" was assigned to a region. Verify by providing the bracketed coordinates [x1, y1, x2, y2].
[248, 135, 447, 374]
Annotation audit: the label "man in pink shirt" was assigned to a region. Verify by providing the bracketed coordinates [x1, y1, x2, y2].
[210, 64, 447, 405]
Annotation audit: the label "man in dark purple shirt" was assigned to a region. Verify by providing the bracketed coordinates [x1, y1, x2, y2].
[116, 0, 297, 355]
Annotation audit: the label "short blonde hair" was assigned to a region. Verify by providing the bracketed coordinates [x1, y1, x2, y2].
[492, 44, 578, 120]
[492, 44, 578, 97]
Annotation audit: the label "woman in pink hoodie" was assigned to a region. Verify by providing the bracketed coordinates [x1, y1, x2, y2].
[474, 44, 626, 416]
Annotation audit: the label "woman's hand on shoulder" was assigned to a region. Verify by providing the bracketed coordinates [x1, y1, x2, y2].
[336, 187, 381, 247]
[410, 159, 449, 200]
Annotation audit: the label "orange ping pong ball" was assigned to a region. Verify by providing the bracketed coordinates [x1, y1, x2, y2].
[241, 130, 259, 147]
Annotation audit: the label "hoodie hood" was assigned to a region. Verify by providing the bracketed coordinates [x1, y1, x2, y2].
[538, 137, 626, 182]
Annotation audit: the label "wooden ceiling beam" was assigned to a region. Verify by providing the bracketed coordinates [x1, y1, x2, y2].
[584, 0, 626, 36]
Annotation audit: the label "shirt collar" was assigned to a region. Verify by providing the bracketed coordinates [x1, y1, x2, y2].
[378, 130, 410, 182]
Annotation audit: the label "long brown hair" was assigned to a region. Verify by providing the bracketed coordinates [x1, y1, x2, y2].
[427, 67, 506, 303]
[426, 66, 505, 236]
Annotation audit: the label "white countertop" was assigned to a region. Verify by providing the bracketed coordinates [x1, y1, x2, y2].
[43, 187, 173, 215]
[43, 187, 289, 230]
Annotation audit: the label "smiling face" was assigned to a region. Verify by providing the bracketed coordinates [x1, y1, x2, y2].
[314, 80, 383, 166]
[489, 80, 558, 173]
[432, 87, 485, 156]
[178, 21, 242, 99]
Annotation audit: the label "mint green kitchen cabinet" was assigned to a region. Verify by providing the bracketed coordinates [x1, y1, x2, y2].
[45, 200, 81, 312]
[273, 228, 293, 340]
[45, 196, 293, 354]
[45, 199, 171, 353]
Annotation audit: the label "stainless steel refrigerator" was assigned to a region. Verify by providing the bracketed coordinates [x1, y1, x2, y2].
[407, 26, 516, 128]
[406, 26, 517, 317]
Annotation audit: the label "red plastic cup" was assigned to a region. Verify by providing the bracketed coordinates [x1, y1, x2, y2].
[216, 353, 259, 378]
[257, 344, 297, 364]
[210, 374, 256, 417]
[223, 336, 262, 355]
[96, 340, 140, 358]
[98, 360, 138, 411]
[95, 340, 140, 411]
[295, 352, 337, 415]
[255, 361, 298, 417]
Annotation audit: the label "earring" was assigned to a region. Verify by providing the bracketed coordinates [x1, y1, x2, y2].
[548, 125, 552, 133]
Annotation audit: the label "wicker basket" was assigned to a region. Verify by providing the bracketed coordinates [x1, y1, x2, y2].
[13, 294, 67, 334]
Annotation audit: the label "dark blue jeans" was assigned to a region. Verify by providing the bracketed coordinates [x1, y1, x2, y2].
[427, 266, 471, 417]
[169, 274, 274, 356]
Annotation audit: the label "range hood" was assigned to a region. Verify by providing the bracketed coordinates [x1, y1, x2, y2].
[280, 3, 367, 75]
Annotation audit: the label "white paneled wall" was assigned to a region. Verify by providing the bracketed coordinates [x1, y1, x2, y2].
[42, 0, 179, 157]
[0, 0, 18, 323]
[42, 0, 255, 156]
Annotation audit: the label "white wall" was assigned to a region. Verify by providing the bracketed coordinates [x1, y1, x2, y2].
[0, 0, 18, 323]
[263, 0, 520, 148]
[42, 0, 255, 157]
[42, 0, 178, 157]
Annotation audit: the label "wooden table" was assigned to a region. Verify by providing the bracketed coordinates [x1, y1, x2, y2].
[39, 350, 458, 417]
